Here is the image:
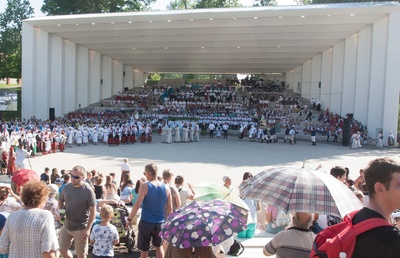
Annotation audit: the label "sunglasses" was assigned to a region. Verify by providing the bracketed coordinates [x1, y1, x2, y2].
[70, 174, 81, 179]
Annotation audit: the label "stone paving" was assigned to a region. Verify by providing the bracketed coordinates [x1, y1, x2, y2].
[2, 134, 398, 257]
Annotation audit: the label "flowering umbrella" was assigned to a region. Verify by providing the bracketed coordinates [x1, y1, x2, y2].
[11, 168, 39, 187]
[239, 166, 363, 218]
[161, 199, 248, 249]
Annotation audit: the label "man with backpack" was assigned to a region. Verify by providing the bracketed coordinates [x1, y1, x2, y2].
[351, 158, 400, 257]
[311, 158, 400, 258]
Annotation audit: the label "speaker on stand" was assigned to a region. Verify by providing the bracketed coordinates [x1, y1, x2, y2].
[342, 118, 351, 146]
[49, 108, 55, 121]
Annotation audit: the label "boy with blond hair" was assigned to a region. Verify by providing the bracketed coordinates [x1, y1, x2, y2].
[89, 205, 119, 258]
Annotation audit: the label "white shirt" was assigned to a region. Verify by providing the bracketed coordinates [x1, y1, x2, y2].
[121, 163, 131, 172]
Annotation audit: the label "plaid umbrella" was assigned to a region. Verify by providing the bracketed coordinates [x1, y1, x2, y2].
[194, 182, 249, 210]
[239, 167, 363, 218]
[161, 199, 248, 248]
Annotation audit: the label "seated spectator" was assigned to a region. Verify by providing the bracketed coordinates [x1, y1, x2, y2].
[263, 212, 315, 258]
[120, 180, 133, 205]
[265, 205, 290, 234]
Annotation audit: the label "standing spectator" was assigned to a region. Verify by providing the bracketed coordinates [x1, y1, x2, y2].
[222, 175, 232, 189]
[90, 204, 119, 258]
[222, 123, 229, 139]
[84, 171, 94, 188]
[289, 126, 297, 145]
[40, 167, 51, 184]
[126, 163, 172, 258]
[162, 169, 181, 215]
[175, 175, 195, 207]
[352, 158, 400, 257]
[239, 172, 259, 223]
[283, 126, 290, 143]
[208, 122, 215, 138]
[93, 176, 105, 201]
[58, 165, 96, 258]
[0, 181, 59, 257]
[44, 184, 62, 231]
[120, 158, 131, 187]
[377, 130, 383, 148]
[59, 173, 71, 195]
[305, 109, 313, 122]
[50, 168, 60, 184]
[14, 145, 30, 170]
[311, 127, 317, 146]
[1, 150, 8, 176]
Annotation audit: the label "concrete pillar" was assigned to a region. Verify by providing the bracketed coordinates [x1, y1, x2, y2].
[331, 41, 344, 114]
[321, 48, 333, 111]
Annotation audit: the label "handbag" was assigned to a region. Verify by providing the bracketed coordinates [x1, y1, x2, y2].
[228, 239, 245, 256]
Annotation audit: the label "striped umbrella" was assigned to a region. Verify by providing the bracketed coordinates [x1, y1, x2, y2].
[239, 167, 363, 218]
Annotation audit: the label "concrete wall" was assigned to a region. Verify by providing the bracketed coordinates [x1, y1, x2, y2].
[21, 23, 143, 120]
[293, 10, 400, 144]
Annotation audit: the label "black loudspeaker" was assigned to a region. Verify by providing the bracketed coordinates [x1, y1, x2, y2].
[319, 82, 321, 88]
[49, 108, 55, 121]
[342, 118, 351, 146]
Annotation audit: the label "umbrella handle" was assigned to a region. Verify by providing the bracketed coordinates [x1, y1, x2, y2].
[223, 188, 234, 200]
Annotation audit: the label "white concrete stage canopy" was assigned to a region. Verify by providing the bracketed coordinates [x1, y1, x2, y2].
[24, 2, 400, 74]
[22, 2, 400, 143]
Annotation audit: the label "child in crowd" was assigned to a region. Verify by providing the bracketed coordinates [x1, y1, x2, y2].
[90, 204, 119, 258]
[0, 212, 9, 258]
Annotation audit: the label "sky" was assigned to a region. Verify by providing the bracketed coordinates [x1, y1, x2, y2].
[0, 0, 297, 17]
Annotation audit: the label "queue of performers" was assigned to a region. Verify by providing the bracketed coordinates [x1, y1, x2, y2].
[160, 121, 200, 144]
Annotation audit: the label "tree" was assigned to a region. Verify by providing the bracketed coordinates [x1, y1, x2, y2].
[167, 0, 195, 10]
[253, 0, 277, 7]
[194, 0, 241, 9]
[0, 0, 34, 80]
[41, 0, 156, 15]
[295, 0, 388, 4]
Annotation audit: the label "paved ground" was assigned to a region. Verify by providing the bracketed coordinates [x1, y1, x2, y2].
[2, 134, 398, 257]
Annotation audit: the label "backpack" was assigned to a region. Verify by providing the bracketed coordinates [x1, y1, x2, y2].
[228, 239, 245, 256]
[275, 210, 290, 227]
[310, 210, 392, 258]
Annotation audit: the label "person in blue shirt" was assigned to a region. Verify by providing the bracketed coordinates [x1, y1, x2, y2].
[126, 164, 172, 258]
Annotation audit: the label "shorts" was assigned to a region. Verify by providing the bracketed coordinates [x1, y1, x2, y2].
[59, 226, 89, 257]
[137, 220, 163, 251]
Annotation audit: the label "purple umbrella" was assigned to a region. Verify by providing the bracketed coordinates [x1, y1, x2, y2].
[161, 199, 248, 248]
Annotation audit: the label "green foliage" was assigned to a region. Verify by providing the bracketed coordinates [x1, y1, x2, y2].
[195, 0, 241, 9]
[167, 0, 195, 10]
[149, 73, 161, 80]
[293, 0, 388, 4]
[253, 0, 277, 6]
[0, 0, 33, 80]
[41, 0, 156, 15]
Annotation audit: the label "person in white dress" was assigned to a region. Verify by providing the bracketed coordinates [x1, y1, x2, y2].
[376, 130, 383, 148]
[174, 125, 181, 143]
[181, 127, 189, 143]
[165, 127, 172, 144]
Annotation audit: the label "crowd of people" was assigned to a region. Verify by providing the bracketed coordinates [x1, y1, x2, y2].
[0, 82, 393, 184]
[0, 157, 398, 258]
